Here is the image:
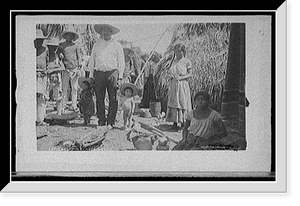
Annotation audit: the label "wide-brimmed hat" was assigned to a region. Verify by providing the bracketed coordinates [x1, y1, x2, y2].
[94, 24, 120, 35]
[120, 82, 138, 97]
[78, 77, 94, 89]
[36, 29, 48, 39]
[61, 29, 79, 40]
[46, 38, 60, 46]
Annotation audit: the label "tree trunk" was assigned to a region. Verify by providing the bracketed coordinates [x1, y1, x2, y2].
[221, 23, 246, 149]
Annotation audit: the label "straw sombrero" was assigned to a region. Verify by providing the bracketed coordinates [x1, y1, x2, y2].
[78, 77, 94, 89]
[36, 29, 48, 39]
[61, 29, 79, 40]
[120, 82, 138, 97]
[94, 24, 120, 35]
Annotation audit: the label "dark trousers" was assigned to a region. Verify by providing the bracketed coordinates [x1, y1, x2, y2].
[85, 71, 90, 78]
[94, 69, 118, 126]
[140, 74, 156, 108]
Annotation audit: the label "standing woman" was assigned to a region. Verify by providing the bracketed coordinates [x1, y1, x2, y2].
[166, 43, 192, 131]
[35, 29, 49, 125]
[139, 54, 159, 108]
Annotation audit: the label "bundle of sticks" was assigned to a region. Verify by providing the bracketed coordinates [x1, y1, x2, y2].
[137, 121, 179, 144]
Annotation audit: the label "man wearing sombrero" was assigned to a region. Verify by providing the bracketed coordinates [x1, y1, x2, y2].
[88, 24, 125, 127]
[58, 28, 81, 112]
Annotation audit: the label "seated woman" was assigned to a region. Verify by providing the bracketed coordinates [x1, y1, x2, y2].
[173, 91, 228, 150]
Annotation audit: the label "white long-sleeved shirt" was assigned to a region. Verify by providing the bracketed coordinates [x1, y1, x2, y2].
[88, 38, 125, 78]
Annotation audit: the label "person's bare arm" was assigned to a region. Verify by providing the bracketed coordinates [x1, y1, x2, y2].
[210, 118, 228, 140]
[177, 72, 192, 81]
[182, 120, 191, 141]
[88, 44, 96, 78]
[131, 99, 135, 114]
[178, 60, 192, 81]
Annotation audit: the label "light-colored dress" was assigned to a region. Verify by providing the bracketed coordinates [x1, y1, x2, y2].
[166, 57, 192, 123]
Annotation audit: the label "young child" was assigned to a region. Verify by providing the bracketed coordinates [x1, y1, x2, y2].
[78, 77, 95, 125]
[173, 91, 228, 150]
[119, 83, 138, 130]
[46, 38, 64, 115]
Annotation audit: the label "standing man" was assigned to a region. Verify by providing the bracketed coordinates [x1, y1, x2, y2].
[58, 28, 81, 112]
[88, 24, 125, 128]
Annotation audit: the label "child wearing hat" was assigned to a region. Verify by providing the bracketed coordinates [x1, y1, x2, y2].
[119, 83, 138, 130]
[78, 77, 95, 125]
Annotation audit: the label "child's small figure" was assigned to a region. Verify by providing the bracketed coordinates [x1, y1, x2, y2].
[78, 77, 95, 125]
[120, 83, 138, 130]
[49, 73, 63, 115]
[46, 38, 64, 115]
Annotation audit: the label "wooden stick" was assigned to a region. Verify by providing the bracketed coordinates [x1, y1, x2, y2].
[138, 121, 179, 144]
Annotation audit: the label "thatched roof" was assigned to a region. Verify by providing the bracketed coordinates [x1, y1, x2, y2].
[154, 23, 231, 112]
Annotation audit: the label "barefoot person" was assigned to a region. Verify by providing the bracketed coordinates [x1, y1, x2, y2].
[139, 53, 160, 108]
[173, 91, 228, 150]
[166, 43, 192, 131]
[120, 83, 138, 130]
[88, 24, 125, 128]
[35, 29, 49, 126]
[58, 28, 81, 112]
[78, 77, 95, 125]
[46, 38, 64, 115]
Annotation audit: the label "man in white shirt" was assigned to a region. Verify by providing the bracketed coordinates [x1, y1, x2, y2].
[88, 24, 125, 127]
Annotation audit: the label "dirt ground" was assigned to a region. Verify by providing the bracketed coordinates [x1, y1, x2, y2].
[37, 101, 245, 151]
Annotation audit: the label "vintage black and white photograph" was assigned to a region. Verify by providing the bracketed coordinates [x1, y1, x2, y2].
[34, 21, 247, 152]
[15, 12, 274, 173]
[8, 7, 288, 192]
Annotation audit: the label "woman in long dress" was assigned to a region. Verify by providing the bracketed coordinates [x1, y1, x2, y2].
[166, 43, 192, 131]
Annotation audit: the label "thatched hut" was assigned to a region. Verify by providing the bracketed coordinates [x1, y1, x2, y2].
[154, 23, 231, 113]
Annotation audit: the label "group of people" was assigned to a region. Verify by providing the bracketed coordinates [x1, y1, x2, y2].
[163, 43, 228, 149]
[35, 24, 137, 129]
[35, 23, 228, 150]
